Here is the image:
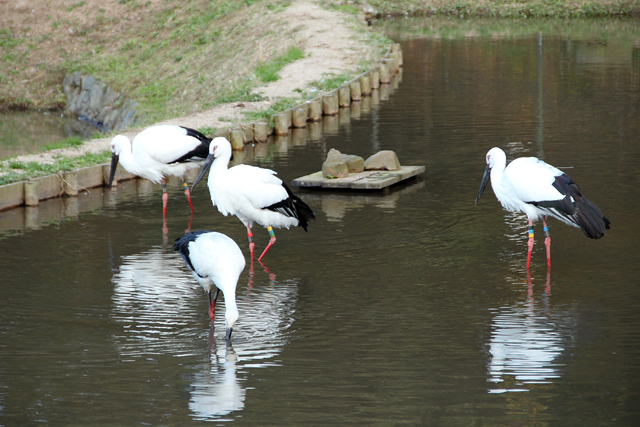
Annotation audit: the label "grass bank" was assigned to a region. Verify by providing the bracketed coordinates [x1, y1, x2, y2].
[0, 0, 386, 118]
[363, 0, 640, 18]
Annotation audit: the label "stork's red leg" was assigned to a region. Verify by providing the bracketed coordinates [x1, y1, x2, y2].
[542, 216, 551, 267]
[182, 179, 195, 213]
[258, 225, 276, 261]
[208, 288, 220, 324]
[161, 178, 169, 219]
[526, 219, 534, 269]
[246, 225, 255, 259]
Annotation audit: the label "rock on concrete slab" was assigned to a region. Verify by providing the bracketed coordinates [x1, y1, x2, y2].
[344, 154, 364, 173]
[364, 150, 401, 171]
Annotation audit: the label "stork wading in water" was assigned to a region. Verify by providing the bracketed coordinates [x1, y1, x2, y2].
[108, 125, 212, 220]
[475, 147, 610, 268]
[174, 231, 245, 340]
[191, 137, 316, 262]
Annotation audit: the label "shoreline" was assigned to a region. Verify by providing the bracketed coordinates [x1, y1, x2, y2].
[0, 0, 389, 184]
[0, 43, 403, 212]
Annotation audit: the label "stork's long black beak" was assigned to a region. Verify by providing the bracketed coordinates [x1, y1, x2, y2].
[107, 153, 119, 188]
[225, 326, 233, 341]
[475, 163, 491, 205]
[191, 153, 214, 191]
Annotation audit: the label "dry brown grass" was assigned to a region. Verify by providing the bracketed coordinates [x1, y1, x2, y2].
[0, 1, 311, 121]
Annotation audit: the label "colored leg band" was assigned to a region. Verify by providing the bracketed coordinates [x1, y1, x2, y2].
[528, 228, 534, 238]
[182, 182, 188, 189]
[267, 226, 275, 238]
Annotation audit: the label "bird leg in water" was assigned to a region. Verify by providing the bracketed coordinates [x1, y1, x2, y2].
[184, 211, 194, 234]
[246, 225, 255, 259]
[181, 179, 195, 213]
[208, 288, 220, 324]
[161, 178, 169, 219]
[543, 216, 551, 267]
[526, 219, 535, 269]
[258, 225, 276, 261]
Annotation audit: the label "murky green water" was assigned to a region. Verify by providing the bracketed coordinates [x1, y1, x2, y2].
[0, 111, 100, 159]
[1, 20, 639, 426]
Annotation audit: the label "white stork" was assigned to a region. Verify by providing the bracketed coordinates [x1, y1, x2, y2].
[190, 137, 316, 261]
[475, 147, 610, 268]
[108, 125, 212, 219]
[174, 231, 245, 340]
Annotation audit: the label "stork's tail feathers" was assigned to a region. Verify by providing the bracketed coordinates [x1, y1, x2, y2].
[281, 183, 315, 231]
[291, 194, 316, 231]
[575, 198, 610, 239]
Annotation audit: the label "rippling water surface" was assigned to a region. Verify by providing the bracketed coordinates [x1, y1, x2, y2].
[1, 20, 639, 426]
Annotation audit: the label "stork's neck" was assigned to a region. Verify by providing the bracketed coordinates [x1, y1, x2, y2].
[489, 154, 507, 190]
[490, 163, 504, 189]
[117, 142, 142, 176]
[207, 153, 230, 184]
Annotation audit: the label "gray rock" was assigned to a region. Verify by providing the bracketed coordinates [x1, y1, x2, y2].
[88, 80, 107, 118]
[343, 154, 364, 173]
[364, 150, 401, 171]
[63, 71, 138, 131]
[322, 161, 349, 178]
[323, 148, 349, 178]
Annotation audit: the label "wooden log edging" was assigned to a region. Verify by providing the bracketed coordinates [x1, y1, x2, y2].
[0, 163, 136, 212]
[0, 44, 403, 213]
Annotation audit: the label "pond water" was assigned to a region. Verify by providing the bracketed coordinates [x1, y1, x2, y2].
[1, 20, 639, 426]
[0, 110, 100, 159]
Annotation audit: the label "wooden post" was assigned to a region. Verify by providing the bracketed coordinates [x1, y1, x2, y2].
[24, 181, 39, 206]
[253, 121, 268, 142]
[371, 68, 380, 89]
[371, 87, 380, 105]
[243, 126, 254, 143]
[230, 129, 244, 150]
[384, 57, 396, 75]
[292, 108, 308, 128]
[64, 170, 78, 197]
[338, 86, 351, 108]
[274, 113, 289, 135]
[350, 100, 361, 119]
[322, 92, 339, 116]
[349, 80, 362, 101]
[308, 100, 322, 121]
[283, 109, 293, 129]
[360, 74, 371, 96]
[379, 63, 390, 84]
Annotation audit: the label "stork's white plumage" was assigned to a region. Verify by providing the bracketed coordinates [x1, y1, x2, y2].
[174, 231, 245, 340]
[191, 137, 316, 261]
[109, 125, 212, 218]
[475, 147, 610, 268]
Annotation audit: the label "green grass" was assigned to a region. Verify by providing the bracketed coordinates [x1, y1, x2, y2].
[310, 74, 352, 92]
[363, 0, 640, 17]
[43, 136, 85, 151]
[243, 97, 299, 126]
[198, 126, 217, 137]
[215, 79, 264, 106]
[255, 46, 304, 83]
[0, 150, 111, 186]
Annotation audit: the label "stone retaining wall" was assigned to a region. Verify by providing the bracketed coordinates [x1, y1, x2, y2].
[63, 72, 139, 132]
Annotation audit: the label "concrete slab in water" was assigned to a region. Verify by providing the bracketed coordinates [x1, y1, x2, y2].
[291, 165, 425, 190]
